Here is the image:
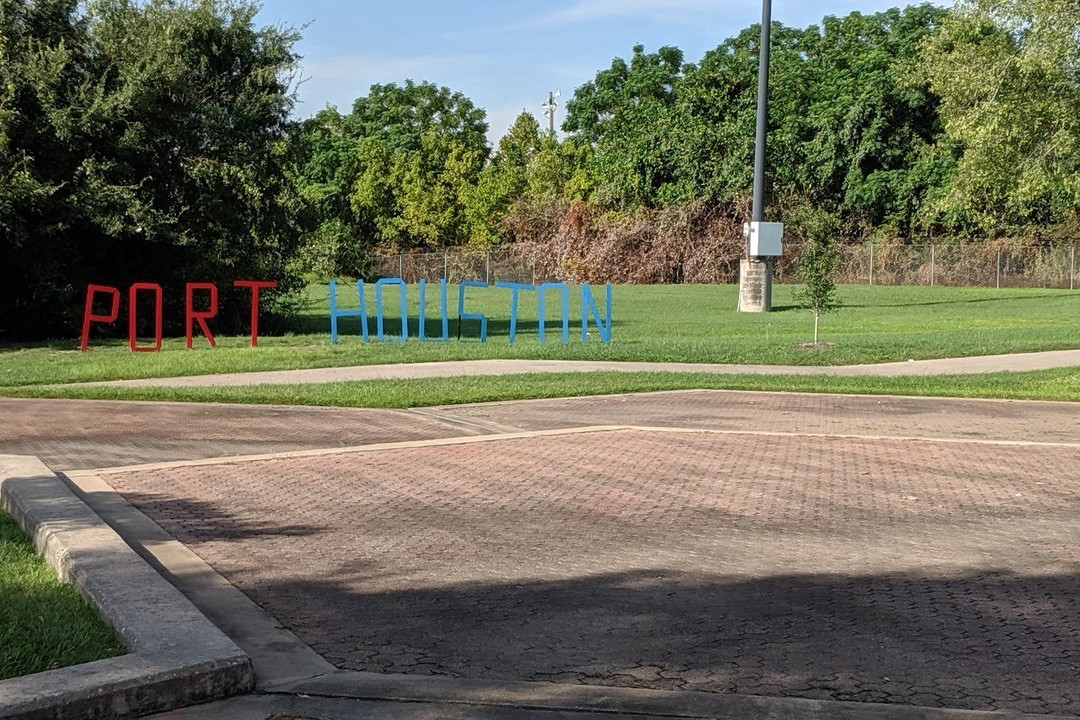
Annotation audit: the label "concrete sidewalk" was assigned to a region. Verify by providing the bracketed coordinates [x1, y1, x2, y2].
[68, 348, 1080, 389]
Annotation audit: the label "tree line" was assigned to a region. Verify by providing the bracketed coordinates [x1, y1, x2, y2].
[2, 0, 1078, 339]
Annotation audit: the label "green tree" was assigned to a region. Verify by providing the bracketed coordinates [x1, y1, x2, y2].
[1, 0, 304, 339]
[1, 0, 96, 338]
[562, 7, 946, 230]
[797, 5, 949, 233]
[677, 7, 946, 226]
[287, 107, 372, 277]
[348, 79, 488, 153]
[289, 81, 489, 257]
[463, 111, 541, 245]
[917, 0, 1080, 232]
[675, 23, 813, 206]
[494, 110, 543, 169]
[564, 45, 690, 208]
[381, 127, 486, 246]
[792, 210, 842, 345]
[564, 44, 684, 143]
[526, 134, 595, 204]
[348, 81, 489, 249]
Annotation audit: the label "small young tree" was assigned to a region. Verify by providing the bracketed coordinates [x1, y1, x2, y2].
[792, 213, 842, 344]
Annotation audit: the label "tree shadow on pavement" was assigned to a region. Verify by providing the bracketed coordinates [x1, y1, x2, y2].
[116, 491, 325, 542]
[247, 568, 1078, 717]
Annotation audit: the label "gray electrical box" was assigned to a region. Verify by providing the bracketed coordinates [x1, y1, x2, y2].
[743, 221, 784, 257]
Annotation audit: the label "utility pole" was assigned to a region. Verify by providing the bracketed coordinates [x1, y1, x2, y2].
[738, 0, 784, 312]
[541, 90, 560, 135]
[751, 0, 771, 227]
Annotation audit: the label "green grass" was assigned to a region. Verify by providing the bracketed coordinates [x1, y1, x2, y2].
[0, 509, 125, 679]
[4, 368, 1079, 406]
[1, 284, 1079, 387]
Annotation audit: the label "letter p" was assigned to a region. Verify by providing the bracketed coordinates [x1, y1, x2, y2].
[80, 285, 121, 351]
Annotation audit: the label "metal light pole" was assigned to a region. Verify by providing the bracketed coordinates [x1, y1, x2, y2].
[751, 0, 771, 226]
[541, 90, 560, 135]
[738, 0, 783, 312]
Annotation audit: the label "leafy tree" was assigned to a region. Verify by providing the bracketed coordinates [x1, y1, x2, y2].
[792, 209, 842, 344]
[562, 7, 947, 229]
[377, 126, 486, 247]
[464, 113, 599, 244]
[290, 80, 489, 259]
[347, 81, 489, 250]
[564, 44, 684, 144]
[1, 0, 304, 339]
[348, 79, 488, 153]
[1, 0, 98, 338]
[287, 107, 372, 277]
[676, 23, 814, 206]
[676, 7, 946, 227]
[564, 45, 690, 208]
[916, 0, 1080, 232]
[493, 110, 544, 169]
[526, 134, 595, 204]
[463, 111, 541, 245]
[797, 5, 949, 233]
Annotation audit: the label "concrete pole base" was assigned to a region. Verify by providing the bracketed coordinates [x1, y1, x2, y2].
[738, 257, 774, 312]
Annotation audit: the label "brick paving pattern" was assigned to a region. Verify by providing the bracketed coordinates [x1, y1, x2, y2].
[5, 391, 1078, 470]
[434, 389, 1080, 444]
[0, 398, 469, 470]
[103, 427, 1080, 716]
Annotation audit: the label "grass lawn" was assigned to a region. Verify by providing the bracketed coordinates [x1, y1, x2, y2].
[0, 509, 125, 679]
[2, 284, 1079, 389]
[5, 368, 1079, 405]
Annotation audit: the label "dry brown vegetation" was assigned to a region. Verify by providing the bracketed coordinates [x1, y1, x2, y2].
[505, 200, 771, 284]
[378, 202, 1079, 289]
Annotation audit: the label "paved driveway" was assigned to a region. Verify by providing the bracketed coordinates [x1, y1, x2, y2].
[7, 391, 1074, 715]
[0, 398, 474, 470]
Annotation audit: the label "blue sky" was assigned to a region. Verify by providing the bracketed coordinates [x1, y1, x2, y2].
[255, 1, 948, 143]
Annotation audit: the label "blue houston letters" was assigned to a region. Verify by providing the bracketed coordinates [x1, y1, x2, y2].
[328, 279, 612, 345]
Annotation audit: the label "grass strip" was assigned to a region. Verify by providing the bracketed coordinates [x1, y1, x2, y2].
[0, 509, 125, 680]
[3, 368, 1079, 407]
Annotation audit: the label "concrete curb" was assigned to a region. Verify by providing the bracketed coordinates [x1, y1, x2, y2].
[265, 669, 1077, 720]
[0, 455, 253, 720]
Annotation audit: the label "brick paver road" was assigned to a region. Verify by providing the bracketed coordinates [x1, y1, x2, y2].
[7, 390, 1080, 714]
[434, 389, 1080, 444]
[5, 390, 1079, 469]
[0, 398, 472, 470]
[90, 391, 1080, 716]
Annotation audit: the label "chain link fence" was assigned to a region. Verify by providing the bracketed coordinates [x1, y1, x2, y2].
[374, 242, 1080, 290]
[834, 242, 1078, 289]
